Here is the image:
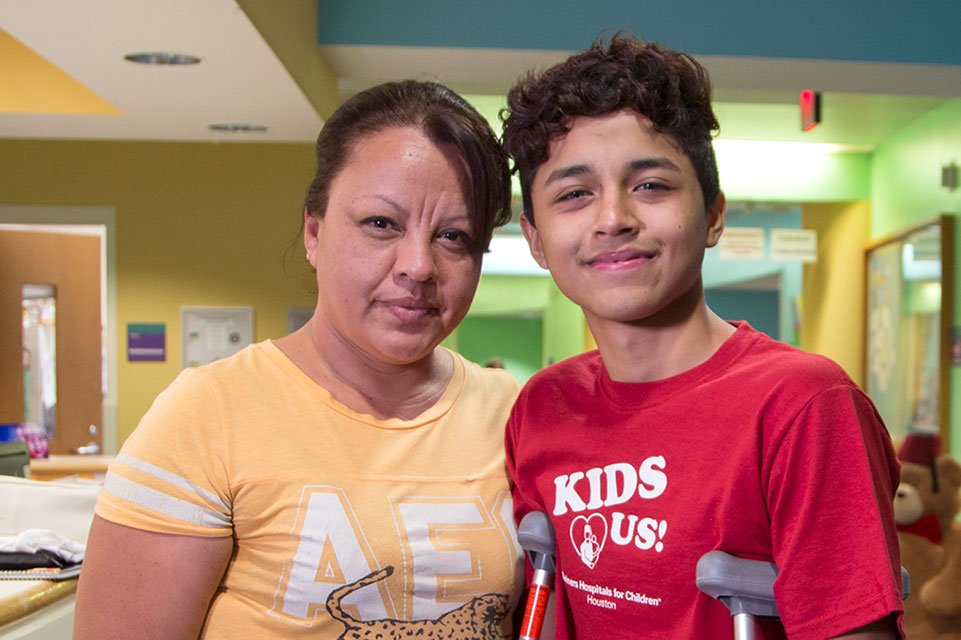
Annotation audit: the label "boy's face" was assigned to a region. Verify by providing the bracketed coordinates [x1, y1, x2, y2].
[522, 109, 725, 327]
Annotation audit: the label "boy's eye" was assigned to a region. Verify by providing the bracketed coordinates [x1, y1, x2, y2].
[635, 181, 669, 191]
[558, 189, 590, 201]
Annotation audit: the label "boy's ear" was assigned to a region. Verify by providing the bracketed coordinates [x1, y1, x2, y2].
[520, 215, 550, 270]
[705, 192, 726, 249]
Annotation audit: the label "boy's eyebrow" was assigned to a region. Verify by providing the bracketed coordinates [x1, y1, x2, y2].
[628, 157, 682, 173]
[542, 157, 682, 187]
[542, 163, 592, 187]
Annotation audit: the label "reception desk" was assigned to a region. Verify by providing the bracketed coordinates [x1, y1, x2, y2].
[28, 456, 111, 482]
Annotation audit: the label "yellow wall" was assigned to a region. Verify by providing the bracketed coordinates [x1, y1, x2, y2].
[0, 139, 317, 442]
[800, 201, 871, 383]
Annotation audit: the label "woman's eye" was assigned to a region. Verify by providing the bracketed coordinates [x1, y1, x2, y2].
[438, 229, 472, 246]
[362, 216, 395, 230]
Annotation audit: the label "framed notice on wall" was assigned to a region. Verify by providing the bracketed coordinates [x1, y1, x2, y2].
[181, 306, 254, 368]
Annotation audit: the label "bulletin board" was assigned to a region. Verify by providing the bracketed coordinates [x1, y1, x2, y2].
[864, 215, 953, 447]
[181, 306, 254, 368]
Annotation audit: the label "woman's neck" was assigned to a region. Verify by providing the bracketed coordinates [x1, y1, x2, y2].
[275, 321, 453, 420]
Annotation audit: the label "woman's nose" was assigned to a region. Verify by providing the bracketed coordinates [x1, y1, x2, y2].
[394, 236, 437, 282]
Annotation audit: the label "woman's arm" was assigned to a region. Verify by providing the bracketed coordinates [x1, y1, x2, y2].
[73, 515, 233, 640]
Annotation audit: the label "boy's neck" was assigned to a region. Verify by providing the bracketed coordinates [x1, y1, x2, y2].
[585, 297, 735, 384]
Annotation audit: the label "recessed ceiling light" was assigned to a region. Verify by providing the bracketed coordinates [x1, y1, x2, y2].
[208, 123, 267, 133]
[123, 52, 201, 65]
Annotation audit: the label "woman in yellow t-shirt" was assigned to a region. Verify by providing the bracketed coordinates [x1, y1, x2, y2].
[74, 81, 523, 639]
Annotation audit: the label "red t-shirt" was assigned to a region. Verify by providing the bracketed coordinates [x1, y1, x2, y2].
[507, 322, 904, 639]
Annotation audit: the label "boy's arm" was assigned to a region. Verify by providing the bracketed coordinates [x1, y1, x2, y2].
[832, 613, 899, 638]
[767, 384, 903, 638]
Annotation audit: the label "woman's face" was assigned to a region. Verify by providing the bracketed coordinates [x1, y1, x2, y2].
[305, 126, 482, 367]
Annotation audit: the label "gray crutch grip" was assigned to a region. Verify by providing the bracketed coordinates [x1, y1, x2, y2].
[695, 550, 779, 618]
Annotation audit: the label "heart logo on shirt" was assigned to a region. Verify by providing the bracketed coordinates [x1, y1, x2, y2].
[570, 514, 608, 569]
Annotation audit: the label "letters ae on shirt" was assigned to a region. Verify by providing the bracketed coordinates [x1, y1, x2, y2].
[554, 456, 667, 569]
[269, 486, 519, 626]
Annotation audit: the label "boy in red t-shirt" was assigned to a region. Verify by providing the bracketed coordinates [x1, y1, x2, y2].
[501, 34, 903, 639]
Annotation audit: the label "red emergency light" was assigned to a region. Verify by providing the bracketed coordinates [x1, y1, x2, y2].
[800, 90, 821, 132]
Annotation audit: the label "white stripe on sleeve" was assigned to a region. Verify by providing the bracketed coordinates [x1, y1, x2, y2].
[115, 452, 230, 512]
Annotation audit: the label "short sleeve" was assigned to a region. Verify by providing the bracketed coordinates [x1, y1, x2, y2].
[766, 384, 903, 638]
[95, 368, 233, 538]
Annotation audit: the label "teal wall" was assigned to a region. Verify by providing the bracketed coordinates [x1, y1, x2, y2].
[317, 1, 961, 66]
[703, 203, 803, 344]
[870, 98, 961, 455]
[706, 289, 780, 341]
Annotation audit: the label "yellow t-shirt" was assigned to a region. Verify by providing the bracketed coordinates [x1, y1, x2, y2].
[96, 341, 523, 638]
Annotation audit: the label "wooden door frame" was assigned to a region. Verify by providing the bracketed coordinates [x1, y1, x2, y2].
[0, 206, 117, 454]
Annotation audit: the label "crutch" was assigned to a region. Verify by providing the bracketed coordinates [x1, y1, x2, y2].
[696, 550, 911, 640]
[517, 511, 556, 640]
[695, 551, 779, 640]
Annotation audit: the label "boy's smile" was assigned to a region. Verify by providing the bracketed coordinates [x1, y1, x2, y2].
[522, 109, 725, 329]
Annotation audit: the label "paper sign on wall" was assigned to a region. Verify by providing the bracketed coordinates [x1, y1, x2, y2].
[719, 227, 764, 260]
[771, 229, 817, 262]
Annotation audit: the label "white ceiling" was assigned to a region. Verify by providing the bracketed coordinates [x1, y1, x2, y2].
[0, 0, 323, 142]
[1, 0, 958, 148]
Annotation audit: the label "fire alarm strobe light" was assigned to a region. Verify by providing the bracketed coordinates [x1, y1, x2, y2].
[800, 90, 821, 132]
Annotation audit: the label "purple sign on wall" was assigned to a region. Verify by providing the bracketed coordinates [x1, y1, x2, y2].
[127, 323, 166, 362]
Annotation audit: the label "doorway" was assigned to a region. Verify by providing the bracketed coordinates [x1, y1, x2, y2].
[0, 205, 117, 454]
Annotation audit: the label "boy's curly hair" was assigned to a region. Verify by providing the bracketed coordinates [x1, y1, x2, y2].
[501, 33, 720, 223]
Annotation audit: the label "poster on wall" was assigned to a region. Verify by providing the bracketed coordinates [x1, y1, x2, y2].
[181, 306, 253, 368]
[127, 323, 165, 362]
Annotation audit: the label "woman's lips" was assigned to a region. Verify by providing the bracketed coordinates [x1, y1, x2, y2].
[380, 298, 439, 320]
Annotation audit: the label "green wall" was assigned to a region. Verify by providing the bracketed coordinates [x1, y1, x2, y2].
[457, 314, 543, 383]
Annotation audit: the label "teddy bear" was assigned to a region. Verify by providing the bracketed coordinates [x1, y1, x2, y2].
[894, 433, 961, 639]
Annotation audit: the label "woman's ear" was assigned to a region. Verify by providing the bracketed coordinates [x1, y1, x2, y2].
[705, 192, 726, 249]
[304, 209, 320, 267]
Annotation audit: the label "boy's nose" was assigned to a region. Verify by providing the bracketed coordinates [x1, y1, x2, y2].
[594, 191, 640, 237]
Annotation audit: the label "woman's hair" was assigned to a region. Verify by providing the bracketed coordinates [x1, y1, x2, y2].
[303, 80, 512, 251]
[501, 33, 720, 224]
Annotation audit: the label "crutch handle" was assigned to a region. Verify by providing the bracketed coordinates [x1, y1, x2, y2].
[517, 511, 556, 640]
[695, 550, 779, 618]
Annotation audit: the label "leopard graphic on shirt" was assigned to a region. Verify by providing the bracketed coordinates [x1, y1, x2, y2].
[327, 565, 510, 640]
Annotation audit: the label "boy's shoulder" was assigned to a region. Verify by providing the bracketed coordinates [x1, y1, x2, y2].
[718, 323, 856, 392]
